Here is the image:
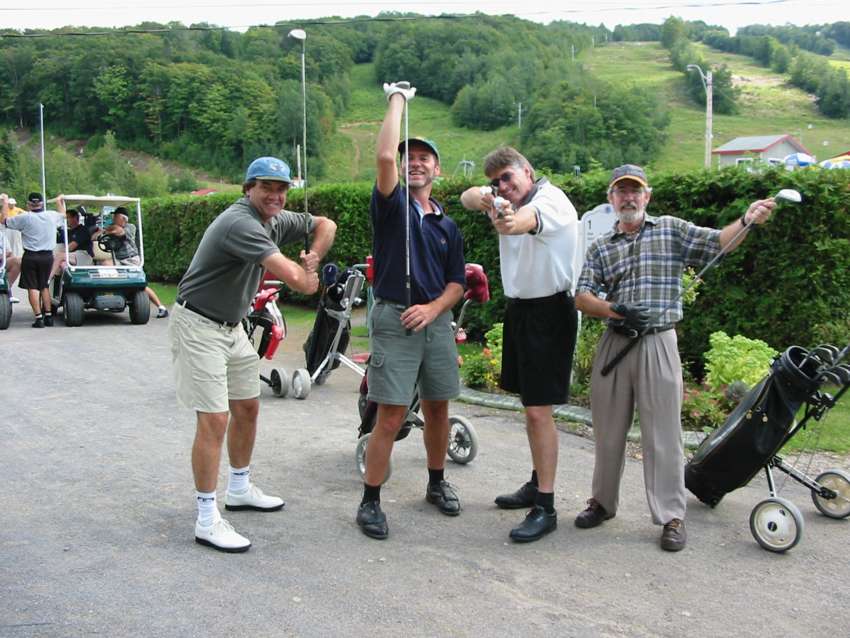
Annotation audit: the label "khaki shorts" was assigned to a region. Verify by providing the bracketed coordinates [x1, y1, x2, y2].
[169, 303, 259, 413]
[366, 300, 459, 406]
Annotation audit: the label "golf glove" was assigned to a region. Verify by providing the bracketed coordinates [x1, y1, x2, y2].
[383, 81, 416, 102]
[610, 302, 651, 332]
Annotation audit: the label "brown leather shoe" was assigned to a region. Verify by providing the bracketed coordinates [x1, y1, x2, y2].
[574, 498, 615, 529]
[660, 518, 686, 551]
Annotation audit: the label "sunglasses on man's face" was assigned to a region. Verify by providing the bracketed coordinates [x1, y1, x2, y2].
[490, 171, 514, 188]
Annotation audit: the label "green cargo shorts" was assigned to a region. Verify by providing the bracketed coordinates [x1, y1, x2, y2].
[367, 300, 460, 406]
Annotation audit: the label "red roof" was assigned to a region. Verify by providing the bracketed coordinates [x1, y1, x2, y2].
[191, 188, 218, 196]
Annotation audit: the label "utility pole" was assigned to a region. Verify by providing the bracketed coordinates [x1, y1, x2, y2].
[517, 102, 522, 129]
[687, 64, 713, 169]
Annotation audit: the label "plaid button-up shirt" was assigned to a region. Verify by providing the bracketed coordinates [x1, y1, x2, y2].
[576, 214, 721, 327]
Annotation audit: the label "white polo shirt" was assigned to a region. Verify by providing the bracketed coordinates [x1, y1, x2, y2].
[5, 210, 64, 252]
[498, 178, 579, 299]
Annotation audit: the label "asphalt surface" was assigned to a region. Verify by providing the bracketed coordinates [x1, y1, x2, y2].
[2, 298, 849, 638]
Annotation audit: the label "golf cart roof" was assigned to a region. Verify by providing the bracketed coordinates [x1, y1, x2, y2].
[48, 194, 141, 208]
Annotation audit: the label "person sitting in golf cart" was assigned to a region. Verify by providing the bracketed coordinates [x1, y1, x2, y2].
[51, 208, 93, 276]
[96, 206, 169, 318]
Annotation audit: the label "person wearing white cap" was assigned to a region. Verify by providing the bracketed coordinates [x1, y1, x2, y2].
[169, 156, 336, 552]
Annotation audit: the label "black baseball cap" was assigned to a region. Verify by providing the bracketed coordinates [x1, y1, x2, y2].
[27, 192, 43, 204]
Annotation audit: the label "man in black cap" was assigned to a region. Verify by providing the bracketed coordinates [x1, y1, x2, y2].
[0, 192, 65, 327]
[572, 164, 776, 552]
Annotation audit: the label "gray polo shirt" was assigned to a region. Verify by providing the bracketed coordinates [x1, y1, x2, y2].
[178, 197, 313, 323]
[4, 210, 63, 251]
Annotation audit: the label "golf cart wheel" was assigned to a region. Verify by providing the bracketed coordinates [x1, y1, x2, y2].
[291, 368, 311, 400]
[129, 289, 150, 325]
[749, 497, 804, 553]
[355, 433, 391, 484]
[0, 294, 10, 330]
[447, 415, 479, 465]
[270, 368, 290, 398]
[63, 292, 84, 327]
[811, 469, 850, 519]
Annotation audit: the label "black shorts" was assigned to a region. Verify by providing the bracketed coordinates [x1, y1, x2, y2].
[19, 250, 54, 291]
[500, 291, 578, 407]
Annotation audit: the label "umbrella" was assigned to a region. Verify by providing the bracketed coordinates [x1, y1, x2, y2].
[819, 155, 850, 169]
[783, 152, 816, 168]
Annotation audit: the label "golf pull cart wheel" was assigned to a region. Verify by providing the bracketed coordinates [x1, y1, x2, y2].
[446, 415, 479, 464]
[270, 368, 290, 398]
[291, 368, 312, 399]
[749, 497, 804, 552]
[811, 469, 850, 519]
[355, 433, 392, 484]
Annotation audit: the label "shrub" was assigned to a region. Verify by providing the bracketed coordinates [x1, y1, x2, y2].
[704, 331, 778, 390]
[461, 323, 503, 391]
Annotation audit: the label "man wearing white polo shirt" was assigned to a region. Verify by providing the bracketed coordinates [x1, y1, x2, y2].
[460, 147, 580, 543]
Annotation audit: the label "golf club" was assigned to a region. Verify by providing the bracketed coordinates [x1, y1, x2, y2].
[403, 93, 412, 336]
[775, 189, 802, 203]
[288, 28, 309, 254]
[601, 192, 801, 376]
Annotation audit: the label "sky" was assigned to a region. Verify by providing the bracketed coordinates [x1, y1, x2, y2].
[1, 0, 847, 34]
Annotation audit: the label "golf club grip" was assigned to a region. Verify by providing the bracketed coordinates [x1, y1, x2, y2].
[600, 336, 640, 376]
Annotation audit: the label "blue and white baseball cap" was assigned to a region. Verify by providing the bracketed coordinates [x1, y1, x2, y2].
[245, 156, 293, 183]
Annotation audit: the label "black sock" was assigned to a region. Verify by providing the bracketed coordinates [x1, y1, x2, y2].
[536, 491, 555, 513]
[530, 470, 539, 487]
[428, 467, 444, 486]
[362, 483, 381, 504]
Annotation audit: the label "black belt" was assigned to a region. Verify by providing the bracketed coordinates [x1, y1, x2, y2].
[176, 296, 240, 328]
[610, 324, 674, 337]
[23, 249, 54, 255]
[506, 291, 571, 305]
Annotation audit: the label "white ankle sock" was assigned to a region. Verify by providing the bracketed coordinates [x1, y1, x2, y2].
[228, 466, 250, 495]
[196, 490, 217, 527]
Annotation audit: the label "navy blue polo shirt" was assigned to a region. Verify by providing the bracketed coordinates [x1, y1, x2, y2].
[370, 183, 465, 305]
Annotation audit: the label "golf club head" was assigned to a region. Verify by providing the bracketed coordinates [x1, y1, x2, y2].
[832, 365, 850, 385]
[774, 189, 801, 203]
[811, 346, 837, 365]
[818, 370, 843, 387]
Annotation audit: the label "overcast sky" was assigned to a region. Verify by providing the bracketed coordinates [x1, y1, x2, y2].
[1, 0, 846, 34]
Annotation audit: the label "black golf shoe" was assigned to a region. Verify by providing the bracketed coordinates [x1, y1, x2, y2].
[494, 481, 538, 509]
[509, 506, 557, 543]
[357, 500, 388, 540]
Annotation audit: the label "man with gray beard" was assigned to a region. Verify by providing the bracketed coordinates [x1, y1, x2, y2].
[573, 164, 775, 552]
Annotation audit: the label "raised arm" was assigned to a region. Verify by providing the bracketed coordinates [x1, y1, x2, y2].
[376, 82, 416, 198]
[262, 251, 319, 296]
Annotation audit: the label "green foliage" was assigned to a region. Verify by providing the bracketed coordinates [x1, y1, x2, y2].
[460, 323, 503, 390]
[704, 331, 778, 390]
[681, 383, 731, 431]
[570, 317, 605, 401]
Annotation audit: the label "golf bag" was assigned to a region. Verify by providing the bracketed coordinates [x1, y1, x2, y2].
[685, 346, 827, 506]
[303, 263, 361, 382]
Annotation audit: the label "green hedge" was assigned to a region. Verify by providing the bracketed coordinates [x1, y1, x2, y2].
[141, 167, 850, 375]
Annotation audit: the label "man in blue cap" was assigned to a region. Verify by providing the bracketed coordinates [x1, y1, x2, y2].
[355, 82, 466, 540]
[170, 156, 336, 553]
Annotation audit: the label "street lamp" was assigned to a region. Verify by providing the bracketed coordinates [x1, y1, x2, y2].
[687, 64, 713, 169]
[288, 28, 308, 219]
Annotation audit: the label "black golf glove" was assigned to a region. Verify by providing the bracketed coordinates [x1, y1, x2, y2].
[610, 302, 651, 333]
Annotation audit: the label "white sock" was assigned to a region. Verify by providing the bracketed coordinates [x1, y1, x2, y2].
[158, 305, 166, 310]
[228, 466, 250, 495]
[196, 490, 217, 527]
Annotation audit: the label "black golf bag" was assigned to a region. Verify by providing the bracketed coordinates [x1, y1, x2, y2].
[303, 265, 355, 377]
[685, 346, 824, 506]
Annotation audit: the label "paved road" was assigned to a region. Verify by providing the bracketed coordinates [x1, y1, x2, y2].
[2, 302, 848, 637]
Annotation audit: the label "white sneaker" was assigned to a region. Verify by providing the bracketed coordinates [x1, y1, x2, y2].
[194, 514, 251, 553]
[9, 296, 19, 304]
[225, 483, 285, 512]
